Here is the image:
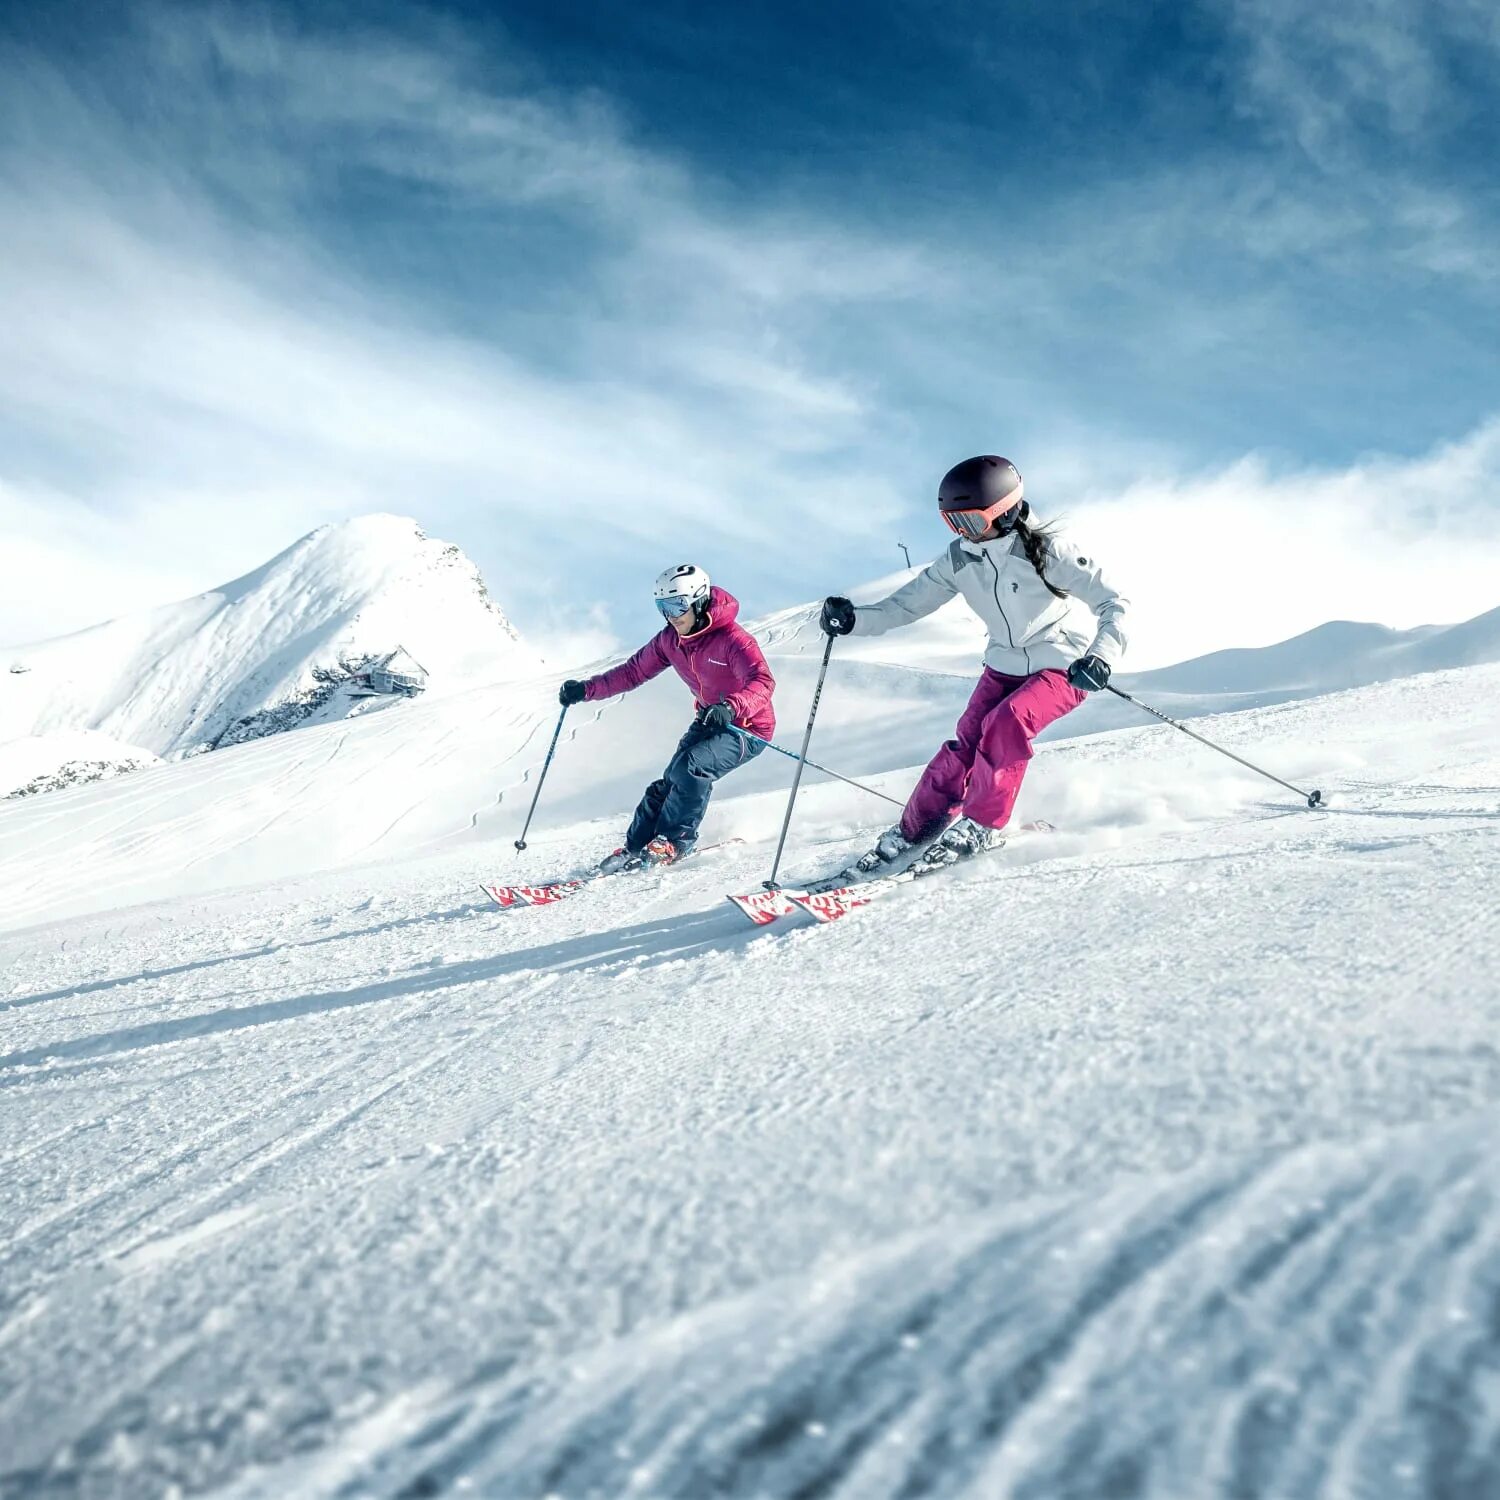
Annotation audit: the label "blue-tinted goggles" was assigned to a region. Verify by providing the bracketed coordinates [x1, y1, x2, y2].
[656, 595, 695, 619]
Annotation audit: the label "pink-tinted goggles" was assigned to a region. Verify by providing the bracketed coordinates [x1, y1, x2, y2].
[941, 495, 1021, 540]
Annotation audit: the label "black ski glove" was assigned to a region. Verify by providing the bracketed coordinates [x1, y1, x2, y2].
[559, 679, 587, 707]
[1067, 655, 1111, 692]
[700, 701, 735, 731]
[821, 596, 856, 636]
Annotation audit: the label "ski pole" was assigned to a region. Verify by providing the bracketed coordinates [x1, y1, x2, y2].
[730, 727, 904, 810]
[764, 633, 836, 888]
[1105, 684, 1323, 809]
[514, 703, 570, 852]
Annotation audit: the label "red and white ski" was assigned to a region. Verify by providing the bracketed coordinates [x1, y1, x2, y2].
[482, 879, 589, 908]
[724, 887, 800, 926]
[726, 821, 1054, 928]
[484, 838, 745, 910]
[784, 885, 887, 923]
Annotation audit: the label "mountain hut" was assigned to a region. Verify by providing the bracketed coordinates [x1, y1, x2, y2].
[367, 647, 429, 697]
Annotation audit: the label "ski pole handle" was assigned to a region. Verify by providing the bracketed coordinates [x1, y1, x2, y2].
[514, 703, 570, 853]
[1105, 684, 1322, 808]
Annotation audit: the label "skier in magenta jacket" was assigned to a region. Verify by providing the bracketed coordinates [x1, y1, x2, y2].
[559, 564, 775, 870]
[820, 455, 1128, 880]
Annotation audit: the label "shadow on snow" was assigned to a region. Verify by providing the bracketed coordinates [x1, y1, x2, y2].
[0, 907, 759, 1076]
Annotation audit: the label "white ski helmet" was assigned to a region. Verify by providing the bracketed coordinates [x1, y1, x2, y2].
[653, 563, 711, 618]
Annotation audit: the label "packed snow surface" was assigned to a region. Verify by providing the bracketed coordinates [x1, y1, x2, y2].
[2, 632, 1498, 1498]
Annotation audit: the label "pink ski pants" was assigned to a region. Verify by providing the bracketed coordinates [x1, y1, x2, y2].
[900, 667, 1085, 840]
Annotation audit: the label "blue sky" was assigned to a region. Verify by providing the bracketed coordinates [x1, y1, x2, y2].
[3, 0, 1499, 665]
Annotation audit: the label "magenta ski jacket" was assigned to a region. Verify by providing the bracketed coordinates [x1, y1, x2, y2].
[583, 587, 776, 738]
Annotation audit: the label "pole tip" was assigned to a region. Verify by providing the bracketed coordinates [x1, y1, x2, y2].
[514, 839, 527, 852]
[761, 879, 781, 892]
[1307, 790, 1323, 809]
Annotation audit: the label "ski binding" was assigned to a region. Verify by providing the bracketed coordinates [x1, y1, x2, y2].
[485, 837, 745, 910]
[726, 821, 1053, 927]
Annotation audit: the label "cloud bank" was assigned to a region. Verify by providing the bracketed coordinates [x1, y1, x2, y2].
[1068, 420, 1500, 666]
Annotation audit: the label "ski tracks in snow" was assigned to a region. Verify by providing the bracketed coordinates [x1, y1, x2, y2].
[3, 688, 1500, 1496]
[228, 1119, 1500, 1500]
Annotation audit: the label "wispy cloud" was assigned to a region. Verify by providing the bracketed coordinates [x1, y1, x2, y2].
[1226, 0, 1449, 161]
[1216, 0, 1500, 284]
[0, 4, 924, 642]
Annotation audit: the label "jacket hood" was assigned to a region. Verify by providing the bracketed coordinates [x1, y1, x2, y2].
[691, 585, 740, 635]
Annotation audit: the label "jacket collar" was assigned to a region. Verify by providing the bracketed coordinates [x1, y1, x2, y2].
[955, 531, 1022, 560]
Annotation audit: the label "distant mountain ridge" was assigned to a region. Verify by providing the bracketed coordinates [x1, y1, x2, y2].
[1, 516, 538, 793]
[1129, 607, 1500, 697]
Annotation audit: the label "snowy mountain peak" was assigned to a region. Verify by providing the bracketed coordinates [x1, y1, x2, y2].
[223, 514, 522, 645]
[0, 515, 539, 777]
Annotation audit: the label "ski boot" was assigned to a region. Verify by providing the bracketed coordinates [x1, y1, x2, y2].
[640, 836, 682, 868]
[846, 825, 921, 878]
[807, 823, 949, 893]
[913, 817, 1006, 871]
[597, 846, 641, 875]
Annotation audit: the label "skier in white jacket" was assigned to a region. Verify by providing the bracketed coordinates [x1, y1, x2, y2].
[820, 454, 1127, 876]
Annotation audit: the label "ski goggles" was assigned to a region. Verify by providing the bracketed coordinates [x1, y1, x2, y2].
[655, 595, 695, 619]
[940, 495, 1023, 540]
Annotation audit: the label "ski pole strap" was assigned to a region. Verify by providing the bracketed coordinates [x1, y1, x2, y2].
[1105, 685, 1322, 809]
[730, 727, 905, 809]
[514, 703, 570, 852]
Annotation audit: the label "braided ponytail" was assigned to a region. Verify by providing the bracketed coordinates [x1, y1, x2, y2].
[1011, 511, 1069, 600]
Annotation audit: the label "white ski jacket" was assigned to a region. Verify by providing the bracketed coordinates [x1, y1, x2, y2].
[850, 531, 1128, 677]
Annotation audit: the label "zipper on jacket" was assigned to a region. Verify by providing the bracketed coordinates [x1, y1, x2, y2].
[685, 643, 708, 710]
[987, 544, 1042, 672]
[984, 552, 1017, 650]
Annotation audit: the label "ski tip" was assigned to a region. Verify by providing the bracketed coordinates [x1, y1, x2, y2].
[725, 889, 799, 926]
[482, 880, 582, 908]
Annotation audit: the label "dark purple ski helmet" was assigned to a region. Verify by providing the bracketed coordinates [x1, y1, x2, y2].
[937, 456, 1025, 539]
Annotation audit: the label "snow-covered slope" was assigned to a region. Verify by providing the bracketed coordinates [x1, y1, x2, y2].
[2, 561, 1498, 930]
[2, 664, 1498, 1499]
[0, 515, 538, 766]
[226, 1113, 1498, 1500]
[1074, 600, 1500, 739]
[0, 730, 161, 801]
